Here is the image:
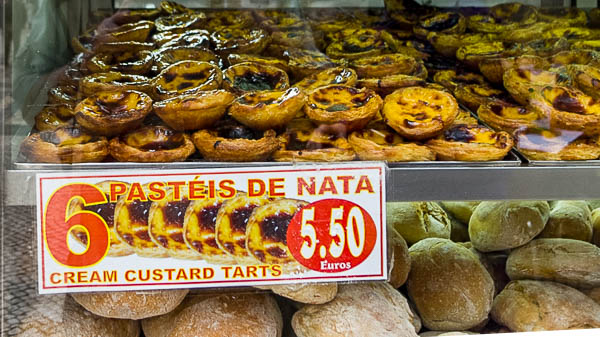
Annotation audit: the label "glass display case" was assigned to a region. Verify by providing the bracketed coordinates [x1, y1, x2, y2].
[3, 0, 600, 336]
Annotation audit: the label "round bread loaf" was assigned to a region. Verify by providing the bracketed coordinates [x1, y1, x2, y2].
[585, 288, 600, 305]
[71, 289, 188, 319]
[144, 293, 282, 337]
[389, 226, 411, 288]
[16, 294, 139, 337]
[255, 283, 338, 304]
[469, 201, 549, 252]
[440, 201, 480, 223]
[407, 238, 494, 331]
[461, 242, 509, 295]
[592, 208, 600, 246]
[292, 283, 421, 337]
[588, 200, 600, 210]
[491, 280, 600, 331]
[387, 202, 451, 245]
[539, 201, 593, 241]
[506, 238, 600, 288]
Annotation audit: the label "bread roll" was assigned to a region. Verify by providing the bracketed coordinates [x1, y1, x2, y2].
[71, 289, 188, 319]
[588, 200, 600, 210]
[469, 201, 549, 252]
[539, 201, 593, 242]
[592, 208, 600, 246]
[462, 243, 509, 295]
[440, 201, 480, 224]
[449, 216, 470, 242]
[387, 202, 451, 245]
[16, 294, 139, 337]
[491, 280, 600, 331]
[389, 226, 411, 288]
[506, 238, 600, 288]
[585, 288, 600, 305]
[407, 238, 494, 331]
[255, 283, 338, 304]
[292, 283, 421, 337]
[144, 293, 282, 337]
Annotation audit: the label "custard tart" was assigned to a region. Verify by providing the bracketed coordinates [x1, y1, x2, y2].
[325, 28, 387, 60]
[286, 48, 335, 79]
[454, 84, 510, 112]
[227, 54, 290, 73]
[152, 29, 211, 49]
[456, 41, 507, 69]
[155, 13, 206, 33]
[348, 122, 435, 162]
[479, 55, 550, 85]
[48, 85, 79, 106]
[530, 86, 600, 136]
[80, 72, 152, 97]
[215, 192, 271, 264]
[20, 126, 108, 163]
[115, 184, 168, 258]
[294, 68, 356, 93]
[210, 28, 271, 55]
[148, 188, 197, 259]
[153, 89, 235, 131]
[204, 10, 255, 31]
[260, 12, 308, 32]
[477, 101, 545, 133]
[183, 192, 236, 264]
[154, 46, 221, 71]
[548, 50, 600, 68]
[357, 74, 427, 97]
[152, 61, 222, 100]
[565, 64, 600, 99]
[426, 32, 495, 59]
[503, 67, 571, 106]
[229, 87, 305, 131]
[543, 27, 598, 41]
[160, 0, 194, 15]
[95, 21, 155, 44]
[304, 85, 383, 132]
[539, 8, 586, 26]
[382, 87, 458, 140]
[433, 69, 487, 93]
[85, 50, 154, 75]
[273, 121, 356, 162]
[93, 41, 154, 54]
[499, 22, 559, 44]
[413, 12, 466, 40]
[515, 127, 600, 161]
[68, 181, 134, 257]
[271, 30, 317, 49]
[109, 125, 196, 162]
[246, 198, 308, 270]
[351, 53, 421, 79]
[570, 40, 600, 51]
[223, 62, 289, 95]
[75, 90, 152, 137]
[489, 3, 538, 25]
[192, 120, 280, 162]
[34, 107, 74, 131]
[426, 124, 514, 161]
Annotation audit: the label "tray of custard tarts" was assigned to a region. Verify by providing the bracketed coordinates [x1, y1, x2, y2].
[17, 0, 530, 168]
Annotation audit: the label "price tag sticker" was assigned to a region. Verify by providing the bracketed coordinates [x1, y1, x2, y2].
[36, 163, 387, 294]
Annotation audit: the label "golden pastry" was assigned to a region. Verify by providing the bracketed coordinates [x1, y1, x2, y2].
[348, 122, 435, 161]
[93, 41, 154, 54]
[351, 53, 422, 79]
[229, 87, 305, 130]
[80, 72, 152, 97]
[205, 10, 254, 30]
[154, 46, 221, 71]
[382, 87, 458, 140]
[34, 107, 74, 131]
[426, 124, 514, 161]
[259, 11, 308, 32]
[538, 8, 587, 26]
[286, 48, 335, 79]
[160, 1, 194, 15]
[109, 125, 196, 162]
[325, 28, 386, 60]
[357, 74, 427, 97]
[543, 27, 598, 40]
[227, 54, 290, 73]
[153, 89, 235, 131]
[210, 28, 271, 55]
[94, 21, 155, 44]
[503, 67, 571, 106]
[223, 62, 289, 95]
[152, 29, 211, 49]
[456, 41, 507, 69]
[548, 50, 600, 68]
[215, 192, 271, 264]
[478, 55, 550, 84]
[433, 69, 487, 92]
[515, 127, 600, 160]
[85, 50, 153, 75]
[20, 126, 108, 163]
[295, 67, 357, 93]
[155, 13, 206, 33]
[477, 101, 545, 133]
[304, 85, 382, 132]
[192, 120, 280, 162]
[68, 181, 134, 257]
[152, 61, 222, 100]
[413, 12, 466, 40]
[427, 32, 496, 58]
[571, 40, 600, 51]
[74, 90, 152, 137]
[565, 64, 600, 99]
[271, 30, 317, 49]
[454, 84, 510, 112]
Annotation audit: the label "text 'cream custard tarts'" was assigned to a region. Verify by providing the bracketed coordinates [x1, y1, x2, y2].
[530, 86, 600, 136]
[274, 120, 356, 162]
[115, 184, 168, 258]
[148, 188, 198, 260]
[215, 192, 271, 265]
[515, 127, 600, 161]
[295, 67, 357, 93]
[246, 198, 308, 271]
[74, 90, 152, 137]
[210, 28, 271, 55]
[426, 124, 514, 161]
[503, 67, 571, 106]
[349, 122, 435, 162]
[85, 50, 154, 75]
[477, 101, 546, 133]
[223, 62, 289, 95]
[153, 89, 235, 131]
[192, 119, 280, 162]
[382, 86, 458, 140]
[304, 85, 382, 132]
[80, 72, 152, 97]
[68, 181, 134, 257]
[20, 126, 108, 163]
[154, 46, 221, 71]
[109, 125, 195, 162]
[152, 61, 222, 100]
[229, 87, 305, 131]
[183, 191, 236, 264]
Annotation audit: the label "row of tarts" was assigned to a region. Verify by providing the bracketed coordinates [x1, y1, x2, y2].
[15, 199, 600, 336]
